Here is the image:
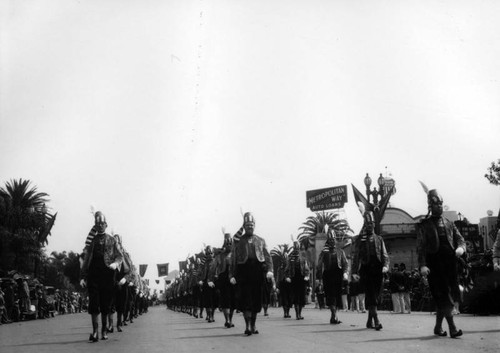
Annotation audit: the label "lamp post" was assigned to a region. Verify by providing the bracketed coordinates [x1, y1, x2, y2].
[364, 173, 372, 202]
[364, 172, 386, 205]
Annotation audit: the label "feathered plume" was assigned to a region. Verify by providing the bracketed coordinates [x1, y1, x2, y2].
[357, 201, 366, 216]
[221, 226, 226, 235]
[240, 207, 244, 217]
[90, 205, 95, 216]
[419, 180, 429, 195]
[290, 234, 294, 242]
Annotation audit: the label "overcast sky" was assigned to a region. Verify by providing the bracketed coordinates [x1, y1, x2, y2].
[1, 0, 499, 287]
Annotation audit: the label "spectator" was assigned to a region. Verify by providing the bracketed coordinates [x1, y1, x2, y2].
[389, 264, 405, 314]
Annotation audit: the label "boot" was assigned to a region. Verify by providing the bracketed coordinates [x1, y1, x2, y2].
[434, 309, 447, 336]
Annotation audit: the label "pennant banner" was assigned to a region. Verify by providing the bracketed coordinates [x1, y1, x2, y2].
[155, 279, 160, 284]
[139, 264, 148, 277]
[178, 260, 187, 272]
[157, 263, 169, 277]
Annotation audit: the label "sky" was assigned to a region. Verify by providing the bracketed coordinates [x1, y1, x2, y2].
[1, 0, 500, 290]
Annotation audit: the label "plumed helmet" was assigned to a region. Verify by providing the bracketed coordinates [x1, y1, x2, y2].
[94, 211, 107, 225]
[357, 201, 374, 224]
[427, 189, 443, 206]
[223, 233, 232, 248]
[243, 212, 255, 225]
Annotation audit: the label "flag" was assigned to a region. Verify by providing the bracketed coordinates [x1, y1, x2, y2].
[157, 263, 169, 277]
[155, 280, 159, 284]
[139, 264, 148, 277]
[351, 183, 394, 234]
[178, 260, 187, 272]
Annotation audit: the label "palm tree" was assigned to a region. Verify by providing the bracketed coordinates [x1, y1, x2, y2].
[297, 212, 353, 300]
[270, 243, 292, 281]
[0, 179, 55, 276]
[298, 211, 353, 249]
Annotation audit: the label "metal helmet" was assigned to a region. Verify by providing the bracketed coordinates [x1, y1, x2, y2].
[427, 189, 443, 206]
[243, 212, 255, 225]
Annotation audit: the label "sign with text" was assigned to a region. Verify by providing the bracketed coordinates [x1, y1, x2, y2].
[306, 185, 348, 211]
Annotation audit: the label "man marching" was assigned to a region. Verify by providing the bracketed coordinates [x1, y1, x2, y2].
[417, 187, 465, 338]
[229, 212, 274, 336]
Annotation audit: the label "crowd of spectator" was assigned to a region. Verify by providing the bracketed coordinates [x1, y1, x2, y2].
[0, 274, 87, 324]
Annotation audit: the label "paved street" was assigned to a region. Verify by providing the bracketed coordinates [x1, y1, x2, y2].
[1, 305, 499, 353]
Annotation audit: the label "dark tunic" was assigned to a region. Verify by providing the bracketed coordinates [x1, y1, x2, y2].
[235, 239, 265, 312]
[87, 234, 115, 315]
[291, 260, 306, 306]
[426, 218, 460, 308]
[217, 254, 236, 309]
[359, 235, 383, 307]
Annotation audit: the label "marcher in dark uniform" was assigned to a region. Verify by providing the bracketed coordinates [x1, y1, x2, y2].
[229, 212, 274, 336]
[80, 211, 123, 342]
[215, 233, 237, 327]
[111, 234, 132, 333]
[317, 233, 348, 324]
[200, 246, 217, 323]
[275, 255, 292, 318]
[417, 187, 466, 338]
[351, 203, 389, 331]
[285, 240, 310, 320]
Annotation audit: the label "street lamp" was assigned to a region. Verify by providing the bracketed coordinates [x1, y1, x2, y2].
[364, 172, 386, 205]
[364, 173, 372, 202]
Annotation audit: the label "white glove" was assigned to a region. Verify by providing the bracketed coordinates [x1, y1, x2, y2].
[285, 277, 291, 283]
[80, 279, 86, 288]
[351, 274, 360, 282]
[343, 273, 348, 281]
[493, 258, 500, 271]
[208, 281, 215, 288]
[118, 278, 127, 286]
[128, 282, 134, 287]
[266, 271, 274, 280]
[198, 281, 203, 286]
[109, 262, 118, 270]
[455, 247, 465, 257]
[382, 266, 389, 274]
[230, 277, 237, 285]
[304, 276, 309, 282]
[420, 266, 430, 276]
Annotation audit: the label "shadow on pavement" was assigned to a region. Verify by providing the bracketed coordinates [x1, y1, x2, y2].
[177, 333, 245, 339]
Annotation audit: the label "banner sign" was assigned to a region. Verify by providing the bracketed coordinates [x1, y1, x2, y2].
[178, 260, 187, 272]
[139, 264, 148, 277]
[157, 263, 169, 277]
[306, 185, 348, 211]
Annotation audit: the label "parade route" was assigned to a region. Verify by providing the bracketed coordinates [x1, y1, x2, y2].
[1, 305, 499, 353]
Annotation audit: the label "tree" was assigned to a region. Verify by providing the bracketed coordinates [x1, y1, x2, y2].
[0, 179, 56, 276]
[41, 250, 81, 291]
[298, 211, 352, 249]
[484, 159, 500, 186]
[270, 243, 292, 278]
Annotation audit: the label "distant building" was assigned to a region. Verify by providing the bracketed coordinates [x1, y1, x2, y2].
[479, 213, 498, 249]
[378, 207, 489, 270]
[379, 208, 420, 270]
